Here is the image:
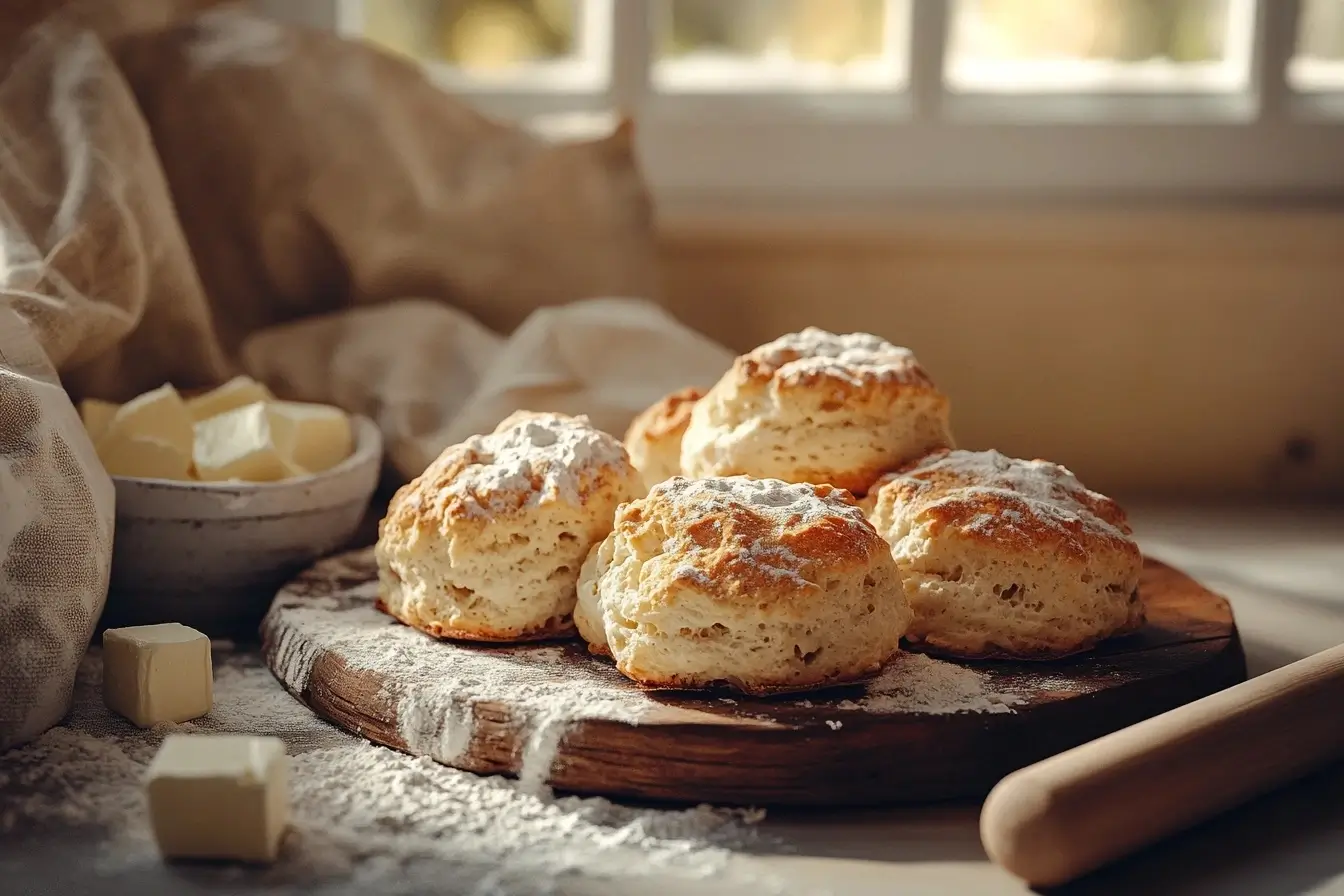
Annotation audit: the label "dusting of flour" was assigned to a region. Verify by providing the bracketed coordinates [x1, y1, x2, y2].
[872, 448, 1138, 550]
[432, 412, 632, 518]
[265, 549, 1021, 799]
[0, 650, 775, 896]
[659, 475, 870, 529]
[746, 327, 929, 388]
[840, 652, 1022, 714]
[2, 554, 1022, 893]
[654, 476, 875, 590]
[266, 558, 653, 794]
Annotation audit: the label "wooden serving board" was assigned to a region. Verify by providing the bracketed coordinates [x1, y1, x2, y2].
[261, 549, 1245, 807]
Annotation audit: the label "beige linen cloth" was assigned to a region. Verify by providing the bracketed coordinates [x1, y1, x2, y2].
[0, 3, 733, 751]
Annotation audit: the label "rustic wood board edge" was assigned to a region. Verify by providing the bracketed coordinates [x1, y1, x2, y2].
[260, 552, 1246, 807]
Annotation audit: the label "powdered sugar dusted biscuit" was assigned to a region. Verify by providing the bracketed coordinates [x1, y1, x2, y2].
[866, 449, 1144, 660]
[377, 411, 642, 642]
[680, 328, 953, 495]
[576, 475, 912, 694]
[623, 386, 703, 492]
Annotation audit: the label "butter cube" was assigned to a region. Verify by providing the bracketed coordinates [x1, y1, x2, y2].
[97, 433, 192, 480]
[79, 399, 119, 444]
[101, 384, 193, 458]
[145, 734, 289, 863]
[268, 401, 353, 473]
[185, 375, 274, 423]
[193, 402, 287, 482]
[102, 623, 213, 727]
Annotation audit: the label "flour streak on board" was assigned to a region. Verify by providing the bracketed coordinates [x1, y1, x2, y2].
[262, 550, 1023, 792]
[397, 686, 474, 764]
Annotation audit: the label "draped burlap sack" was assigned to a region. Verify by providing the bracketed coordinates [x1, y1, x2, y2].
[0, 0, 227, 60]
[0, 4, 731, 752]
[0, 12, 226, 750]
[110, 6, 659, 356]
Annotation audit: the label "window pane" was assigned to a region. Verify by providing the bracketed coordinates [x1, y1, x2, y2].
[655, 0, 905, 92]
[1291, 0, 1344, 91]
[946, 0, 1250, 93]
[358, 0, 578, 74]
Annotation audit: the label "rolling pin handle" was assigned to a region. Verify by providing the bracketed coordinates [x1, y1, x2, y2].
[980, 643, 1344, 888]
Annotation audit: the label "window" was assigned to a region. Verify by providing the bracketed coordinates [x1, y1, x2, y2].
[655, 0, 902, 92]
[349, 0, 608, 94]
[945, 0, 1250, 93]
[263, 1, 1344, 205]
[1291, 0, 1344, 91]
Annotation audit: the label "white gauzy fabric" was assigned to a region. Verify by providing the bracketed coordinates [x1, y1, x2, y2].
[437, 298, 735, 464]
[0, 26, 132, 752]
[239, 299, 507, 477]
[0, 306, 114, 752]
[241, 297, 736, 480]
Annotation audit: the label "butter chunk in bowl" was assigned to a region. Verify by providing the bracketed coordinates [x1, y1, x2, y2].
[84, 376, 357, 483]
[88, 377, 382, 638]
[193, 400, 353, 482]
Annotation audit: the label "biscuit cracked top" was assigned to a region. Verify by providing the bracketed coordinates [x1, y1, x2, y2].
[869, 449, 1137, 563]
[384, 411, 635, 529]
[740, 327, 935, 391]
[618, 476, 888, 600]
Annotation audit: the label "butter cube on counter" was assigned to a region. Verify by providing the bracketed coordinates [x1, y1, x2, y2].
[269, 401, 354, 474]
[185, 375, 274, 422]
[103, 623, 213, 727]
[145, 734, 289, 863]
[193, 402, 289, 482]
[79, 398, 119, 444]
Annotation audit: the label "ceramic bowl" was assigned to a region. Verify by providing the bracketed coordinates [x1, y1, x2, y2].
[102, 415, 383, 639]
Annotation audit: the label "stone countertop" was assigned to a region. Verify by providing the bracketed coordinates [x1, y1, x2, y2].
[753, 505, 1344, 896]
[3, 505, 1342, 896]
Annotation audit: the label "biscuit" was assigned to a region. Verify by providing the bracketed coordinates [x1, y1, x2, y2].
[575, 475, 912, 694]
[376, 411, 642, 642]
[680, 328, 953, 495]
[866, 449, 1144, 660]
[623, 387, 703, 491]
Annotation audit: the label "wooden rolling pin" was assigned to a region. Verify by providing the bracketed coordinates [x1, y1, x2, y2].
[981, 643, 1344, 888]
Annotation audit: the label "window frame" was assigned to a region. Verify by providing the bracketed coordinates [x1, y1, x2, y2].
[257, 0, 1344, 206]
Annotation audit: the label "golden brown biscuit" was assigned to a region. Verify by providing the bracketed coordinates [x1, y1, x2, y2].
[680, 328, 953, 495]
[377, 411, 642, 642]
[866, 449, 1144, 660]
[576, 475, 912, 694]
[623, 386, 703, 491]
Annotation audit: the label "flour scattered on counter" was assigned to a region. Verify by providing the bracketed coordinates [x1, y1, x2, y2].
[0, 650, 779, 896]
[3, 555, 1021, 896]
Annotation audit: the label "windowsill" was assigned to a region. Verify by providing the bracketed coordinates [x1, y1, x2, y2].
[654, 194, 1344, 237]
[516, 109, 1344, 229]
[523, 98, 1344, 208]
